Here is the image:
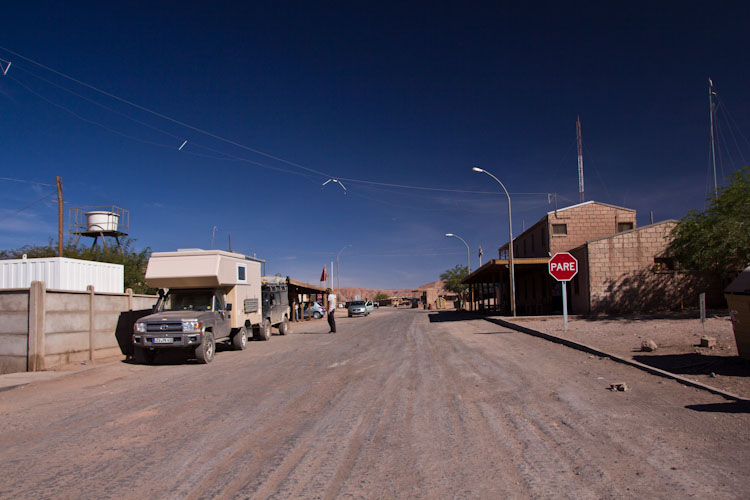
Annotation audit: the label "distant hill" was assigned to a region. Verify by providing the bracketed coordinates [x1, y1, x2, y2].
[338, 280, 447, 302]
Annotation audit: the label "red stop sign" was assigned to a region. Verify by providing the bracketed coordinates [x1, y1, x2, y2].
[549, 252, 578, 281]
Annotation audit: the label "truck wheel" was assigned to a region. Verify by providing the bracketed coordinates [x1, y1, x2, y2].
[279, 317, 289, 335]
[195, 332, 215, 363]
[257, 318, 272, 341]
[313, 311, 322, 319]
[134, 346, 156, 364]
[231, 327, 248, 350]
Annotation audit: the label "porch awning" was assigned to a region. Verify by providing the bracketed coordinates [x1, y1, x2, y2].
[462, 258, 551, 284]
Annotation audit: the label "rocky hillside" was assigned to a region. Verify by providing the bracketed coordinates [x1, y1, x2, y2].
[338, 280, 447, 302]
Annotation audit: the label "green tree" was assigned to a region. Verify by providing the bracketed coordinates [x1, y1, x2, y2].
[374, 292, 390, 301]
[667, 166, 750, 277]
[440, 264, 469, 307]
[0, 238, 155, 294]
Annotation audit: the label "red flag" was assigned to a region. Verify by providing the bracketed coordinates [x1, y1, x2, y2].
[320, 265, 327, 282]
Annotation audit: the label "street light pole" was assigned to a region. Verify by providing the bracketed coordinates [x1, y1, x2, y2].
[446, 233, 471, 311]
[472, 166, 516, 317]
[445, 233, 471, 274]
[336, 244, 351, 295]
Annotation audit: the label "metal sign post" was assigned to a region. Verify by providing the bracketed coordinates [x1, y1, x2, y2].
[548, 252, 579, 330]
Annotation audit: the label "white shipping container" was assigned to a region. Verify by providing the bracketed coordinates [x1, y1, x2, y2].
[0, 257, 124, 293]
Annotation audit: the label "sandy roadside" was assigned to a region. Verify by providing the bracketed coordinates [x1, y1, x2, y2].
[504, 312, 750, 398]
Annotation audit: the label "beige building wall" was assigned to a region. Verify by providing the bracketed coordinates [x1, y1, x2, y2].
[574, 221, 721, 314]
[547, 202, 636, 256]
[506, 201, 637, 259]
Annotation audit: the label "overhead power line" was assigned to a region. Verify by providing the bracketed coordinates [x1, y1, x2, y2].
[0, 190, 57, 223]
[0, 177, 54, 187]
[0, 46, 330, 179]
[0, 46, 562, 200]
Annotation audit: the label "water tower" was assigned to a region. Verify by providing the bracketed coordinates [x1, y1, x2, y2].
[69, 206, 129, 253]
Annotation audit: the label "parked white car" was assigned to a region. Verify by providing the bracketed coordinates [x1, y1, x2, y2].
[348, 300, 374, 317]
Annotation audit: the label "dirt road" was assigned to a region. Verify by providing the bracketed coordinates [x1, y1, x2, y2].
[1, 308, 748, 499]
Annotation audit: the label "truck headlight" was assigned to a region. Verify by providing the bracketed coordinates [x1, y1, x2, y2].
[134, 322, 146, 333]
[182, 321, 203, 332]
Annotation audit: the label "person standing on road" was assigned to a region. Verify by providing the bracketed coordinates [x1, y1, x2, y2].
[326, 288, 337, 333]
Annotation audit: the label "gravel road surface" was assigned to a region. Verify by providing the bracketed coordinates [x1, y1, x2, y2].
[1, 308, 748, 499]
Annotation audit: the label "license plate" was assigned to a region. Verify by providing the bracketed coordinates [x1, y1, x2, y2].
[152, 337, 174, 344]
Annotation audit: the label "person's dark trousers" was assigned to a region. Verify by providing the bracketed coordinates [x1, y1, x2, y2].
[327, 311, 336, 333]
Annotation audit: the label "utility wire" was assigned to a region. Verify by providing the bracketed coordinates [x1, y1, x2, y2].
[10, 74, 184, 150]
[1, 47, 566, 198]
[8, 71, 326, 182]
[0, 177, 54, 187]
[0, 46, 331, 179]
[0, 190, 57, 223]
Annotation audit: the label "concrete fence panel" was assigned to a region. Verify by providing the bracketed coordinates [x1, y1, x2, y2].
[0, 283, 157, 375]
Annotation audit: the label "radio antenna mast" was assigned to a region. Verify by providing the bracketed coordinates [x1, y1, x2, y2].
[709, 78, 718, 200]
[576, 116, 584, 203]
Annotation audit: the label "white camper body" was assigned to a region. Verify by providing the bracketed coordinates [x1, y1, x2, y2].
[145, 249, 262, 329]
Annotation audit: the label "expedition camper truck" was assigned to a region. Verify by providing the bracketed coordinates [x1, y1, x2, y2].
[132, 250, 288, 364]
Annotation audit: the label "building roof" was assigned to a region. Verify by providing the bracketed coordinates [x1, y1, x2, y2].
[546, 200, 635, 216]
[578, 219, 678, 247]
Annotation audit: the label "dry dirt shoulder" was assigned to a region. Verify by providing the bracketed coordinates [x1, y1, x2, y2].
[504, 313, 750, 398]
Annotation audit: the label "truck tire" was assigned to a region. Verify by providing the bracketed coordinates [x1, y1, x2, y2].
[195, 332, 215, 363]
[134, 346, 156, 364]
[278, 317, 289, 335]
[231, 326, 248, 350]
[256, 318, 272, 341]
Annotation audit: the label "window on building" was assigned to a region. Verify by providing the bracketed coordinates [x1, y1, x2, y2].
[617, 222, 634, 232]
[552, 223, 568, 235]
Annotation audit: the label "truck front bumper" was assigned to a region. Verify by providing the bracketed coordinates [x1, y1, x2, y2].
[133, 332, 203, 348]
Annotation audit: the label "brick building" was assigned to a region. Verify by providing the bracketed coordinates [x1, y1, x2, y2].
[570, 220, 721, 314]
[463, 201, 718, 315]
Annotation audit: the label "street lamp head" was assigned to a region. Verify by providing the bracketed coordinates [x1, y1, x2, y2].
[472, 166, 484, 173]
[445, 233, 454, 237]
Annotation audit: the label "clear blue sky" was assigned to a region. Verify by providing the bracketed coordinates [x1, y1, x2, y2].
[1, 2, 748, 288]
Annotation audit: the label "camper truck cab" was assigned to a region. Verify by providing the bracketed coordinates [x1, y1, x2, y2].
[132, 250, 288, 364]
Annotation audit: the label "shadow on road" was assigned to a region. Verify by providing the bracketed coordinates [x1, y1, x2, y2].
[686, 401, 750, 413]
[428, 311, 480, 323]
[632, 353, 750, 378]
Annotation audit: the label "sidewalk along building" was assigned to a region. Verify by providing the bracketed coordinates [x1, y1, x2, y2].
[462, 200, 721, 316]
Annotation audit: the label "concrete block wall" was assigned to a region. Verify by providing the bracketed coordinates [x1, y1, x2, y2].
[0, 290, 31, 374]
[584, 222, 721, 314]
[0, 282, 157, 375]
[512, 219, 549, 258]
[548, 203, 636, 256]
[569, 245, 590, 314]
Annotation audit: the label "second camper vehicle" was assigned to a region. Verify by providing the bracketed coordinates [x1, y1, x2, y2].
[132, 250, 290, 364]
